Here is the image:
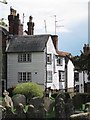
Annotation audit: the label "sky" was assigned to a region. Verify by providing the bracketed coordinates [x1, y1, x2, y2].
[0, 0, 89, 56]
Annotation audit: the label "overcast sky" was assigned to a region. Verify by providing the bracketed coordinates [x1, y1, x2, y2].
[0, 0, 89, 55]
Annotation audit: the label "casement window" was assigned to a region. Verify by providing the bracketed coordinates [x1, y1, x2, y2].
[74, 72, 79, 82]
[18, 53, 31, 62]
[47, 71, 52, 82]
[58, 70, 65, 82]
[18, 72, 32, 82]
[57, 57, 63, 66]
[47, 54, 52, 64]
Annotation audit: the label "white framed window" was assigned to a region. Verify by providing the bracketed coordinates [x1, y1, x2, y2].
[57, 57, 63, 66]
[47, 54, 52, 64]
[47, 71, 52, 83]
[18, 53, 31, 62]
[58, 70, 65, 82]
[18, 72, 32, 82]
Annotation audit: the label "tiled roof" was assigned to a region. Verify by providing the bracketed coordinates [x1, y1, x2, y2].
[56, 50, 70, 57]
[6, 34, 50, 53]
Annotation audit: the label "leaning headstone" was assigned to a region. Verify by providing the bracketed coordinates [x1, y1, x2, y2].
[12, 94, 26, 107]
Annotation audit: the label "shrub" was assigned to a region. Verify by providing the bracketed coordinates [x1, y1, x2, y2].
[13, 82, 44, 100]
[51, 92, 58, 99]
[72, 93, 90, 110]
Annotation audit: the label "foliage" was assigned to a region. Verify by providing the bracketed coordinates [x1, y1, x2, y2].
[0, 18, 7, 27]
[13, 82, 44, 99]
[51, 92, 58, 99]
[72, 93, 90, 110]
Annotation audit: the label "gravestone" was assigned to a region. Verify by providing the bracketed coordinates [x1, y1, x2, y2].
[27, 104, 36, 118]
[12, 94, 26, 107]
[55, 92, 74, 119]
[15, 103, 26, 119]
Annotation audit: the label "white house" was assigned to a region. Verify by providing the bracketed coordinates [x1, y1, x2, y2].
[6, 34, 74, 92]
[74, 70, 88, 93]
[74, 44, 90, 93]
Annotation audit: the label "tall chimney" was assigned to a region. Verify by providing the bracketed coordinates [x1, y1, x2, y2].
[51, 35, 58, 50]
[8, 7, 23, 35]
[27, 16, 35, 35]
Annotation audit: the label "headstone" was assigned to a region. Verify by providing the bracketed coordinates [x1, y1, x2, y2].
[15, 103, 26, 119]
[12, 94, 26, 107]
[29, 97, 44, 109]
[55, 92, 74, 119]
[27, 104, 36, 118]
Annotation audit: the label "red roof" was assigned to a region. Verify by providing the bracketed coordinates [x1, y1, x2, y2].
[56, 50, 70, 57]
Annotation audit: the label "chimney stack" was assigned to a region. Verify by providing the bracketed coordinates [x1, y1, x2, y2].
[8, 7, 23, 35]
[51, 35, 58, 50]
[83, 44, 90, 53]
[27, 16, 35, 35]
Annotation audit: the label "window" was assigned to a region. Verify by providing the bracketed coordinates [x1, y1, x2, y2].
[18, 72, 32, 82]
[47, 71, 52, 82]
[18, 53, 31, 62]
[47, 54, 52, 64]
[74, 72, 79, 82]
[75, 85, 79, 92]
[58, 70, 65, 82]
[27, 72, 31, 81]
[57, 57, 63, 66]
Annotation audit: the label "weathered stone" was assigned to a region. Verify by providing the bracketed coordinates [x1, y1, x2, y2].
[70, 112, 90, 120]
[3, 90, 13, 109]
[12, 94, 26, 107]
[29, 96, 44, 109]
[27, 104, 36, 118]
[15, 103, 26, 119]
[55, 92, 74, 119]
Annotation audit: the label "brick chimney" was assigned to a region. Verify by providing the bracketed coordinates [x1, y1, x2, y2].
[27, 16, 35, 35]
[51, 35, 58, 50]
[8, 7, 23, 35]
[83, 44, 90, 53]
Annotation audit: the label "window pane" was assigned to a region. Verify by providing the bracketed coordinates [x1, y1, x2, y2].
[74, 72, 79, 82]
[59, 71, 65, 82]
[27, 54, 31, 62]
[23, 54, 26, 62]
[47, 54, 52, 63]
[47, 71, 52, 82]
[57, 57, 63, 66]
[18, 53, 31, 62]
[18, 72, 22, 82]
[27, 72, 31, 81]
[23, 72, 26, 81]
[18, 54, 23, 62]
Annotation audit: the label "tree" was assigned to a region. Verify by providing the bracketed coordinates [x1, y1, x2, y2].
[0, 18, 7, 27]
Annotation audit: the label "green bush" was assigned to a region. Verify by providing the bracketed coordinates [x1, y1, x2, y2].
[51, 92, 58, 99]
[13, 82, 44, 99]
[72, 93, 90, 110]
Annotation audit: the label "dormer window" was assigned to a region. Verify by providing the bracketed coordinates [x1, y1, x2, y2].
[47, 54, 52, 64]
